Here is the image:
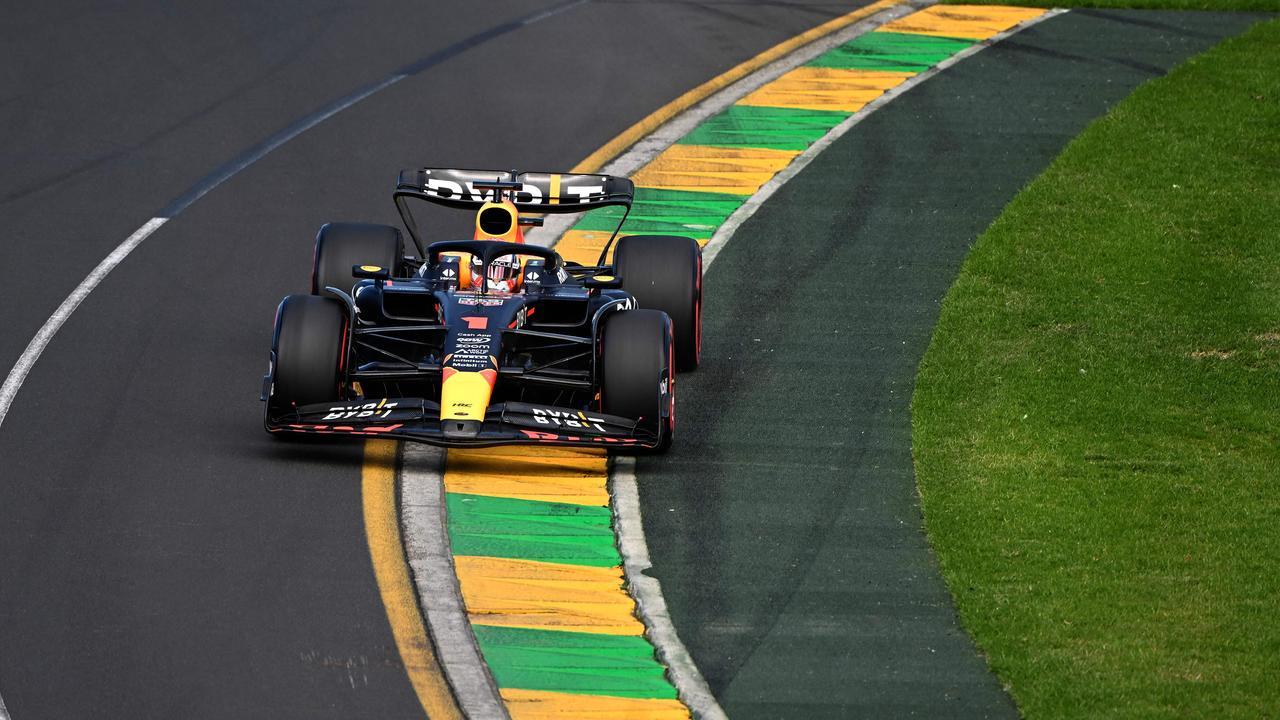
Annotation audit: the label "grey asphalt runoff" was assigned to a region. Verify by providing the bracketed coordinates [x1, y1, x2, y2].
[0, 1, 880, 717]
[637, 9, 1268, 719]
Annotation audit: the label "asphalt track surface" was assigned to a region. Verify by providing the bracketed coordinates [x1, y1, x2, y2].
[0, 2, 882, 717]
[636, 9, 1266, 719]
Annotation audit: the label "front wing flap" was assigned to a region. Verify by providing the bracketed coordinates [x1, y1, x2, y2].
[265, 398, 659, 449]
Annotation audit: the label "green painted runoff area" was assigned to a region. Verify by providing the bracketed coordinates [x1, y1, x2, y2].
[472, 625, 680, 699]
[914, 16, 1280, 718]
[634, 9, 1265, 720]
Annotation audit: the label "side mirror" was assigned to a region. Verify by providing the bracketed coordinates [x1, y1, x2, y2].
[352, 264, 391, 281]
[584, 274, 623, 289]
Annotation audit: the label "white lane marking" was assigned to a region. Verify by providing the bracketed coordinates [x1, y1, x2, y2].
[0, 216, 167, 430]
[0, 72, 410, 433]
[0, 0, 590, 435]
[399, 444, 508, 720]
[0, 3, 592, 716]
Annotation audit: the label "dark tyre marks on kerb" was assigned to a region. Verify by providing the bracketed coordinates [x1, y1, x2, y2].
[637, 10, 1266, 719]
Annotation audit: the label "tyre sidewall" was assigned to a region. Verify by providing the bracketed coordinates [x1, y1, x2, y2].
[312, 222, 405, 296]
[271, 295, 348, 408]
[614, 234, 702, 372]
[600, 309, 674, 450]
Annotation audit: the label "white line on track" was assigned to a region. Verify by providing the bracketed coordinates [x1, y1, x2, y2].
[0, 216, 167, 429]
[0, 2, 589, 716]
[0, 0, 586, 435]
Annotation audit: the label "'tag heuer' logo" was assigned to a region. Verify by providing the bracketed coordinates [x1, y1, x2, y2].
[323, 399, 398, 420]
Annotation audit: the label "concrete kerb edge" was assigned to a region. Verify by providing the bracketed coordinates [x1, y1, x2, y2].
[399, 444, 509, 720]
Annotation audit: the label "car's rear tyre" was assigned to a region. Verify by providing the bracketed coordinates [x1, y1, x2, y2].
[601, 309, 674, 453]
[311, 222, 404, 296]
[271, 294, 348, 407]
[613, 234, 702, 372]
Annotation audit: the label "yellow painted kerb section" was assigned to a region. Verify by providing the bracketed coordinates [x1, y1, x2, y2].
[737, 67, 913, 113]
[630, 145, 799, 196]
[456, 555, 647, 635]
[502, 688, 691, 720]
[445, 445, 610, 505]
[879, 4, 1047, 40]
[570, 0, 903, 174]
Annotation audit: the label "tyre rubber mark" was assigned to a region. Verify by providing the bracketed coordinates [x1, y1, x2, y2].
[418, 4, 1061, 719]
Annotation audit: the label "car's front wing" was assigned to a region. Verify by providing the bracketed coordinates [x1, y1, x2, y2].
[264, 398, 659, 449]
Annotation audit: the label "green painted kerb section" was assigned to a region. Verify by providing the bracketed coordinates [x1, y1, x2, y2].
[810, 31, 974, 73]
[678, 105, 851, 151]
[572, 187, 748, 240]
[565, 31, 980, 246]
[446, 493, 620, 567]
[473, 625, 680, 699]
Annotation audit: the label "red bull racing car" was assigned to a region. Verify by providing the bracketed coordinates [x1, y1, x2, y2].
[261, 167, 702, 452]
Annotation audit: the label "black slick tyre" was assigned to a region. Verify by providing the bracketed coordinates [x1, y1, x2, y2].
[311, 222, 404, 295]
[271, 294, 348, 408]
[613, 234, 702, 372]
[600, 309, 674, 453]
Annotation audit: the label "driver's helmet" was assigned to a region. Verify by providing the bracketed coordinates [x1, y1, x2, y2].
[471, 253, 522, 293]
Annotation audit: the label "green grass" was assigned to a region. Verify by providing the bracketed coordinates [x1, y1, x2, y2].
[943, 0, 1280, 10]
[912, 17, 1280, 720]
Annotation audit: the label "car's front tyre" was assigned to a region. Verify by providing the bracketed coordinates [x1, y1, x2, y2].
[600, 308, 674, 453]
[270, 294, 348, 408]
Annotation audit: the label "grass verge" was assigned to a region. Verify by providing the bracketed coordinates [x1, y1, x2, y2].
[912, 17, 1280, 719]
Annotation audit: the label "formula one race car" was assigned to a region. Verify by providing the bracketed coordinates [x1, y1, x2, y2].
[261, 167, 702, 452]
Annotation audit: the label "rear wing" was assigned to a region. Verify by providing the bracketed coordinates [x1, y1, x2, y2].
[394, 168, 634, 257]
[395, 168, 633, 211]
